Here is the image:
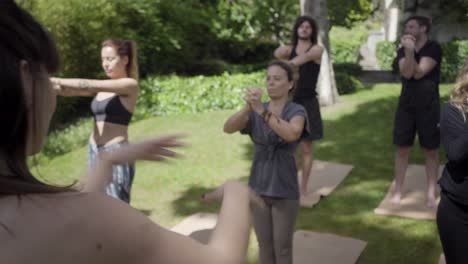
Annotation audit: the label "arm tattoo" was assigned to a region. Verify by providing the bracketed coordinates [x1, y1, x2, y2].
[79, 80, 91, 91]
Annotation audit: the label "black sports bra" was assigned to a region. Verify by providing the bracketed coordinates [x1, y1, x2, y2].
[90, 96, 133, 126]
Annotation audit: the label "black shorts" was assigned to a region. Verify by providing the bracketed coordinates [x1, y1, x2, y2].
[293, 97, 323, 141]
[393, 102, 440, 149]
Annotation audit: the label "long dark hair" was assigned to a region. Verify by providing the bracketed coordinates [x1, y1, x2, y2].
[291, 15, 318, 47]
[0, 1, 73, 195]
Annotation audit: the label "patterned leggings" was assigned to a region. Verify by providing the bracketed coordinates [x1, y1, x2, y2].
[88, 142, 135, 203]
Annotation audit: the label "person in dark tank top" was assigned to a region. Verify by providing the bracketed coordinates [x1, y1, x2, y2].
[274, 15, 324, 198]
[51, 39, 139, 203]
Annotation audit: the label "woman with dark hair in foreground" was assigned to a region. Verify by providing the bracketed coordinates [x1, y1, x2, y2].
[0, 2, 259, 263]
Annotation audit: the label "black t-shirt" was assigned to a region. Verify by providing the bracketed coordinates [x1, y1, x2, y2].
[438, 103, 468, 204]
[395, 40, 442, 109]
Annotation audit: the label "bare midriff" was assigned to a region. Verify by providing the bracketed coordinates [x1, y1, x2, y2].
[90, 121, 128, 146]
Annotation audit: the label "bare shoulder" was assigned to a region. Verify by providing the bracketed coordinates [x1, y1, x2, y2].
[68, 192, 161, 262]
[309, 44, 324, 54]
[1, 192, 154, 264]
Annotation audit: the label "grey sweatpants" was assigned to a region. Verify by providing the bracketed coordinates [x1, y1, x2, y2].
[253, 196, 300, 264]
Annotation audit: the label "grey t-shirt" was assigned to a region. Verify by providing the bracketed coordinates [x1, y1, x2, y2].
[241, 102, 309, 199]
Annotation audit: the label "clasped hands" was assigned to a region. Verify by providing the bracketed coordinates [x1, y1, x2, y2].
[50, 77, 72, 96]
[400, 34, 416, 51]
[243, 87, 265, 114]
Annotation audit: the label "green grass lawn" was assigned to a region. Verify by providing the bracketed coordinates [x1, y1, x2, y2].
[37, 83, 452, 263]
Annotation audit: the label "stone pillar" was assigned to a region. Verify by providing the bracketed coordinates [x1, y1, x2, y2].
[384, 0, 399, 41]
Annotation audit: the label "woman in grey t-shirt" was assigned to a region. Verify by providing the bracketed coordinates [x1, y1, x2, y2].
[224, 60, 309, 264]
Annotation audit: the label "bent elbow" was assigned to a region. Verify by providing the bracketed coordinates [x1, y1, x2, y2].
[223, 125, 235, 134]
[283, 132, 301, 143]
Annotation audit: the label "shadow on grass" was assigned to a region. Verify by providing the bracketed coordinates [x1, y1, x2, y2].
[171, 176, 250, 217]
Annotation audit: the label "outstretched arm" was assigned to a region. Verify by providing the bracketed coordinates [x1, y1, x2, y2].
[51, 77, 138, 97]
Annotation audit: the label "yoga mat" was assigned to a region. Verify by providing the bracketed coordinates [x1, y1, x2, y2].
[293, 230, 367, 264]
[172, 214, 367, 264]
[171, 213, 217, 244]
[374, 164, 443, 220]
[299, 160, 353, 208]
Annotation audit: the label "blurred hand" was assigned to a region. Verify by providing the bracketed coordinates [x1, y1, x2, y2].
[99, 134, 185, 164]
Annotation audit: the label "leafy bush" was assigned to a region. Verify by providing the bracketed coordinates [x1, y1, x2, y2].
[334, 63, 365, 95]
[335, 73, 366, 95]
[440, 40, 468, 82]
[135, 71, 265, 119]
[376, 41, 397, 71]
[330, 26, 368, 64]
[41, 118, 93, 159]
[328, 0, 373, 28]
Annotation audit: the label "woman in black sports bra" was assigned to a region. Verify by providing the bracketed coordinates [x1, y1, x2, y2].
[51, 39, 139, 203]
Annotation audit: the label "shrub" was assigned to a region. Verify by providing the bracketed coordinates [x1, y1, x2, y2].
[335, 72, 366, 95]
[135, 71, 265, 120]
[440, 40, 468, 82]
[41, 118, 93, 159]
[333, 63, 365, 95]
[376, 41, 397, 71]
[330, 26, 368, 64]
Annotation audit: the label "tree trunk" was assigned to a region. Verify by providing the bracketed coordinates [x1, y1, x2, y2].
[384, 0, 399, 42]
[301, 0, 339, 106]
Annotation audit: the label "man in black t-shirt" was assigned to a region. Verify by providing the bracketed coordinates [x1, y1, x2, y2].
[390, 15, 442, 208]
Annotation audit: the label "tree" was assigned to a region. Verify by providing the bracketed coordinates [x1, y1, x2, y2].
[301, 0, 339, 106]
